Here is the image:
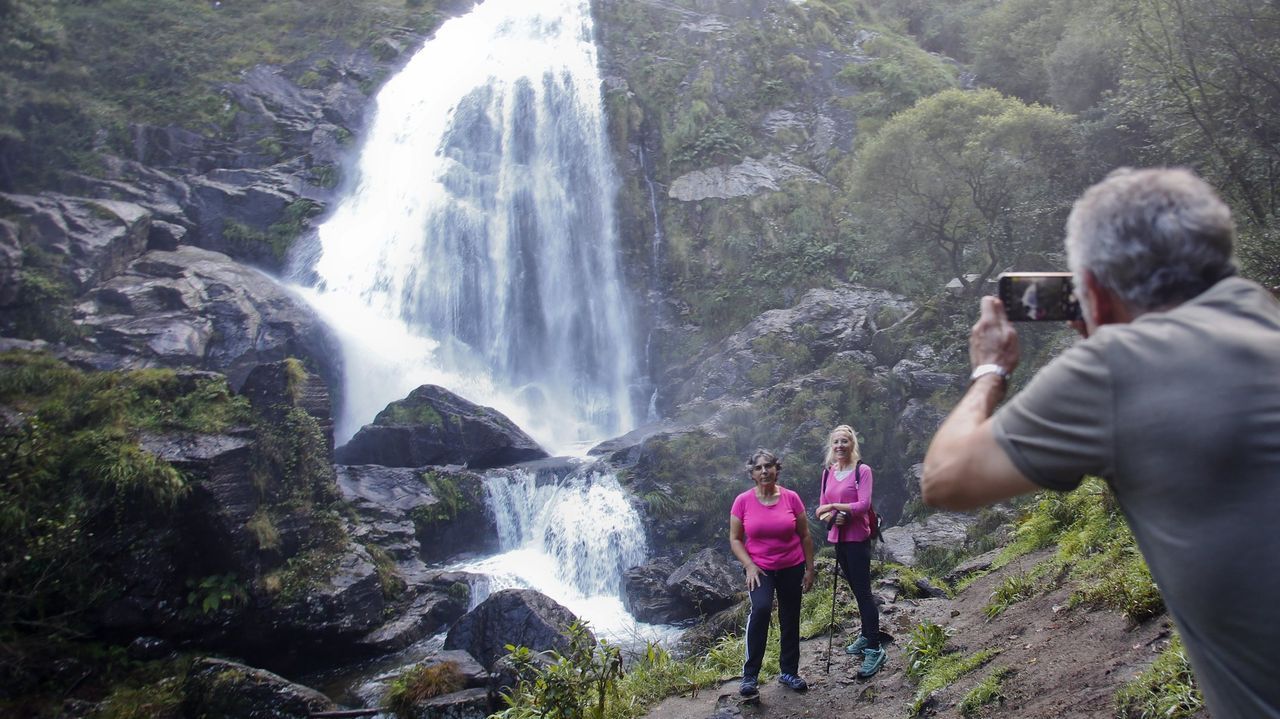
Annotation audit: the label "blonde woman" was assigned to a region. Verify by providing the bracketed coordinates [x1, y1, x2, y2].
[815, 424, 886, 678]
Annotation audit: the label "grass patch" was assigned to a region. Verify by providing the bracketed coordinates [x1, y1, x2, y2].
[959, 665, 1013, 716]
[984, 571, 1038, 619]
[385, 661, 466, 718]
[1114, 633, 1204, 718]
[910, 648, 1002, 715]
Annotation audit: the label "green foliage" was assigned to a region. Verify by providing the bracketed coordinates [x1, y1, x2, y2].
[960, 665, 1013, 716]
[671, 116, 745, 169]
[1113, 633, 1204, 718]
[364, 542, 406, 600]
[984, 571, 1037, 618]
[837, 30, 958, 125]
[904, 620, 953, 681]
[410, 471, 470, 525]
[385, 661, 466, 718]
[497, 622, 624, 719]
[0, 352, 259, 664]
[184, 574, 247, 616]
[854, 88, 1083, 294]
[252, 405, 335, 504]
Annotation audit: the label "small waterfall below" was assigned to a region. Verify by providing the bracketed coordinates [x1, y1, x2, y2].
[455, 465, 669, 641]
[293, 0, 639, 454]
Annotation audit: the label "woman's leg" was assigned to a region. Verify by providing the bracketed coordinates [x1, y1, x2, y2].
[742, 569, 778, 679]
[774, 563, 806, 676]
[837, 541, 880, 647]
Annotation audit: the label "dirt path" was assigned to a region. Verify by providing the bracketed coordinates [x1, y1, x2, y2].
[643, 550, 1208, 719]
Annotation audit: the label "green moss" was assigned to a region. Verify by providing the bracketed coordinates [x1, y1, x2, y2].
[378, 400, 444, 427]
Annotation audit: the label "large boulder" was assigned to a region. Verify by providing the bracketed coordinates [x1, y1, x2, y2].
[182, 657, 337, 719]
[444, 589, 584, 670]
[665, 548, 741, 616]
[356, 573, 474, 654]
[70, 245, 340, 391]
[335, 385, 547, 469]
[623, 558, 694, 624]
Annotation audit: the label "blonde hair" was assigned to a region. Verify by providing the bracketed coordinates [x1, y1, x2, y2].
[824, 424, 861, 468]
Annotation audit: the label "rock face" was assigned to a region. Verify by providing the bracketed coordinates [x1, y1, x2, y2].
[70, 246, 340, 390]
[667, 154, 824, 201]
[444, 589, 584, 670]
[0, 192, 151, 291]
[182, 657, 337, 719]
[337, 464, 497, 567]
[879, 512, 977, 567]
[335, 385, 548, 469]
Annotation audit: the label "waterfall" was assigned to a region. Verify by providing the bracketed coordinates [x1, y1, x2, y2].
[294, 0, 639, 454]
[456, 467, 664, 640]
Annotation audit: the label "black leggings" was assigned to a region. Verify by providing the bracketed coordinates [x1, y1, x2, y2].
[743, 562, 805, 678]
[835, 540, 880, 648]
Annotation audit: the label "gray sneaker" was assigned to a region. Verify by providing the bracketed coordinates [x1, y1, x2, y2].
[858, 647, 887, 678]
[844, 635, 870, 655]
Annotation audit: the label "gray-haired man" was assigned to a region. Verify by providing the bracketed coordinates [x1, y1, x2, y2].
[922, 167, 1280, 719]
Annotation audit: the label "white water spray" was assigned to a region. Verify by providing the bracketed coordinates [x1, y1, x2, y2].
[296, 0, 639, 454]
[455, 467, 673, 641]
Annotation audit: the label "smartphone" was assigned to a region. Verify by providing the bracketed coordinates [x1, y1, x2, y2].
[997, 272, 1081, 322]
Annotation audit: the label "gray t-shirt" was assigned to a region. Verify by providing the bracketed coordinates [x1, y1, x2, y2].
[992, 277, 1280, 719]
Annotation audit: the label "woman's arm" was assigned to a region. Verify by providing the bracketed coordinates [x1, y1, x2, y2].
[794, 500, 816, 592]
[845, 464, 873, 516]
[729, 515, 761, 591]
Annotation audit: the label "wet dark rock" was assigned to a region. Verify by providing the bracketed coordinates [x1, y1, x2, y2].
[268, 542, 387, 643]
[357, 572, 474, 654]
[666, 548, 741, 616]
[337, 465, 496, 565]
[0, 192, 151, 292]
[944, 548, 1004, 585]
[72, 246, 340, 391]
[335, 385, 547, 469]
[444, 588, 584, 670]
[182, 656, 337, 718]
[241, 359, 335, 453]
[125, 636, 174, 662]
[677, 604, 745, 658]
[406, 687, 491, 719]
[623, 558, 695, 624]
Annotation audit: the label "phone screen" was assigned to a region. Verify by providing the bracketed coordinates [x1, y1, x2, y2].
[998, 272, 1081, 322]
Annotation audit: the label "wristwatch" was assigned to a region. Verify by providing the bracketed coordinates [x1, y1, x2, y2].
[970, 363, 1009, 383]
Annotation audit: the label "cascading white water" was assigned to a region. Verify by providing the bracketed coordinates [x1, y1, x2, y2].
[455, 467, 670, 640]
[295, 0, 639, 454]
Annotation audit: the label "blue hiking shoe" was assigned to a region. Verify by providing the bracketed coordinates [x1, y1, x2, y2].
[857, 647, 887, 678]
[739, 676, 759, 696]
[844, 635, 870, 655]
[778, 673, 808, 691]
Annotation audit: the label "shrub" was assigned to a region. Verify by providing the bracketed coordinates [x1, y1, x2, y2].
[904, 620, 952, 681]
[385, 661, 466, 718]
[496, 622, 623, 719]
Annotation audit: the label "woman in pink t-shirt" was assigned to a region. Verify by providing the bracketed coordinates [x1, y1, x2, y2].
[815, 424, 886, 678]
[729, 448, 816, 696]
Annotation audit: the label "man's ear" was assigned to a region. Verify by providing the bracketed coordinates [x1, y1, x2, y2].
[1082, 271, 1133, 327]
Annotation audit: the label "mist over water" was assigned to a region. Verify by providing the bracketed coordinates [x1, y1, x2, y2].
[454, 468, 673, 641]
[295, 0, 640, 456]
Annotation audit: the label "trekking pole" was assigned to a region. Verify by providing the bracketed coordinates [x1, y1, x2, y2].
[825, 554, 839, 674]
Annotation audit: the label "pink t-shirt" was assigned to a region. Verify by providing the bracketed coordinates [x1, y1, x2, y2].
[820, 463, 874, 544]
[730, 486, 807, 570]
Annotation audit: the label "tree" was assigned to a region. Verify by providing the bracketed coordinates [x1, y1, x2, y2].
[853, 89, 1083, 294]
[1114, 0, 1280, 285]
